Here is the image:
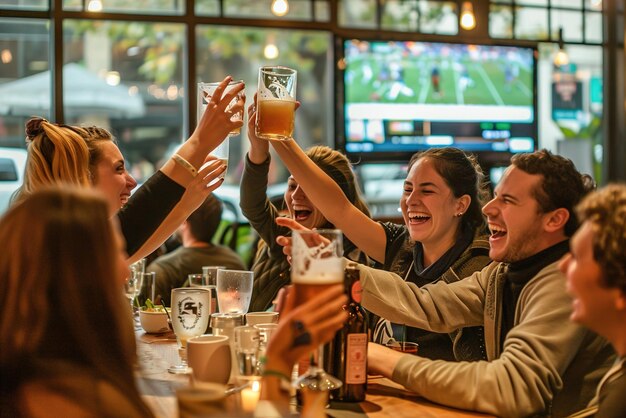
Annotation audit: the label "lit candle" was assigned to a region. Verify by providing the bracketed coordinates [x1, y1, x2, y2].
[241, 380, 261, 413]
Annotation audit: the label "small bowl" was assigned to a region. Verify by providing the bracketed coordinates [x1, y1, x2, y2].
[139, 310, 170, 334]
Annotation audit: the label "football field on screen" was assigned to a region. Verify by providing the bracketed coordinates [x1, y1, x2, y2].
[346, 55, 533, 107]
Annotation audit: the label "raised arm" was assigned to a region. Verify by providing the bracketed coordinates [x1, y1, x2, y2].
[252, 116, 387, 262]
[240, 100, 290, 254]
[122, 77, 242, 258]
[161, 76, 244, 188]
[126, 160, 226, 263]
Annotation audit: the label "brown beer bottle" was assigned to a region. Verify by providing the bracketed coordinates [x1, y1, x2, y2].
[325, 262, 368, 402]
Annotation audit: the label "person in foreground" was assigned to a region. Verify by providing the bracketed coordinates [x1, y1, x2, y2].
[0, 187, 153, 417]
[357, 150, 614, 417]
[256, 285, 348, 418]
[560, 185, 626, 418]
[241, 100, 371, 312]
[146, 193, 246, 305]
[15, 76, 243, 263]
[271, 135, 491, 361]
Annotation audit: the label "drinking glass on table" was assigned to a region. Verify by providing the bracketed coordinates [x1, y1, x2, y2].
[188, 273, 205, 287]
[203, 266, 225, 315]
[291, 229, 344, 391]
[137, 271, 157, 307]
[124, 269, 144, 314]
[216, 269, 253, 314]
[169, 287, 211, 374]
[255, 66, 297, 141]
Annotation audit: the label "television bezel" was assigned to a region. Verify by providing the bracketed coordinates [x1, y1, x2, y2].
[334, 36, 539, 166]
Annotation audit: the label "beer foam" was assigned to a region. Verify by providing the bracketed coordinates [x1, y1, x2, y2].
[292, 257, 343, 284]
[258, 71, 295, 101]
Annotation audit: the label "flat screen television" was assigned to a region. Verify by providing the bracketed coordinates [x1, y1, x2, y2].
[336, 38, 538, 164]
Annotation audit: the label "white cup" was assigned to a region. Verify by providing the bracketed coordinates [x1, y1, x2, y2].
[245, 311, 279, 326]
[187, 334, 231, 385]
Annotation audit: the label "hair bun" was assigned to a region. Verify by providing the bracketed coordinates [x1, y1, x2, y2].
[25, 117, 48, 141]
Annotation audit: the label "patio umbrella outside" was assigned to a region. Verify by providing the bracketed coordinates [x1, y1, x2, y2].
[0, 63, 145, 119]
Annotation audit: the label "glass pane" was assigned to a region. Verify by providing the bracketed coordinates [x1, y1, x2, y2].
[516, 0, 546, 5]
[195, 0, 219, 16]
[63, 0, 183, 14]
[224, 0, 314, 20]
[552, 0, 582, 8]
[0, 18, 50, 148]
[538, 43, 603, 181]
[419, 1, 457, 35]
[0, 0, 46, 10]
[551, 9, 583, 42]
[382, 0, 419, 32]
[515, 7, 549, 39]
[585, 12, 603, 43]
[315, 0, 330, 21]
[196, 25, 331, 187]
[339, 0, 377, 29]
[63, 20, 185, 184]
[585, 0, 603, 11]
[489, 5, 513, 38]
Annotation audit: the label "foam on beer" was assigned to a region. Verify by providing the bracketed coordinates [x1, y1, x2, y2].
[292, 257, 343, 284]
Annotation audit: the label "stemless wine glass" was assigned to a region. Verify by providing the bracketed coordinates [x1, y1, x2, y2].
[168, 287, 211, 374]
[291, 229, 344, 391]
[216, 269, 253, 314]
[124, 269, 144, 314]
[203, 266, 225, 315]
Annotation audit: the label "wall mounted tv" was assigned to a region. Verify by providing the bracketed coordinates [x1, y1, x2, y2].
[336, 39, 538, 164]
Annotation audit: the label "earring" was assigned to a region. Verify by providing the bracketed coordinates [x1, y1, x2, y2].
[455, 212, 464, 217]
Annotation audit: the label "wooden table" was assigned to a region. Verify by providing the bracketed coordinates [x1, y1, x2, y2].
[136, 332, 493, 418]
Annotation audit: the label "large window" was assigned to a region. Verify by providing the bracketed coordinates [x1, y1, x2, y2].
[0, 18, 49, 148]
[0, 0, 621, 217]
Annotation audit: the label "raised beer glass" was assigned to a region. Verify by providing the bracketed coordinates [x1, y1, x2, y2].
[255, 66, 297, 141]
[291, 229, 344, 391]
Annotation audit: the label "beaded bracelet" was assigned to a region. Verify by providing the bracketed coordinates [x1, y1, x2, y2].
[172, 153, 197, 177]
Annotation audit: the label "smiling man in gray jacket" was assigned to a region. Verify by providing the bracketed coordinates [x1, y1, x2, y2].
[363, 150, 614, 418]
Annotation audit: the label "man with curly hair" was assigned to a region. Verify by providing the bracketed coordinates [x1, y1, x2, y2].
[560, 184, 626, 417]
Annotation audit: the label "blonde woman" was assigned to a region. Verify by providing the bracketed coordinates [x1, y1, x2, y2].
[16, 76, 243, 263]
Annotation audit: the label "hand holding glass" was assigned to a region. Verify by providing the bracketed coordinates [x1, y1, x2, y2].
[255, 66, 297, 141]
[198, 80, 245, 137]
[291, 229, 344, 391]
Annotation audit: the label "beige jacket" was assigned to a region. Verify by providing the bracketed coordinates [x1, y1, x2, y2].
[359, 261, 615, 417]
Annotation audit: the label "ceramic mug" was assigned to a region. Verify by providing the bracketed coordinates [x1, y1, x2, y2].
[187, 334, 231, 384]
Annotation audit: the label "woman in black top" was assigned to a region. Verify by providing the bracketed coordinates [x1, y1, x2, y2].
[16, 76, 243, 262]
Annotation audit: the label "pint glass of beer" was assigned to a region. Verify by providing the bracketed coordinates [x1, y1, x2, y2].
[291, 229, 344, 391]
[291, 229, 343, 303]
[255, 66, 297, 141]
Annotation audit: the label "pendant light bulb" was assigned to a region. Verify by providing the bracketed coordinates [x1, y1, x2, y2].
[460, 2, 476, 30]
[271, 0, 289, 17]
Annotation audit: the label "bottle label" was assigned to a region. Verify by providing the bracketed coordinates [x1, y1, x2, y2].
[346, 333, 367, 384]
[351, 280, 362, 304]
